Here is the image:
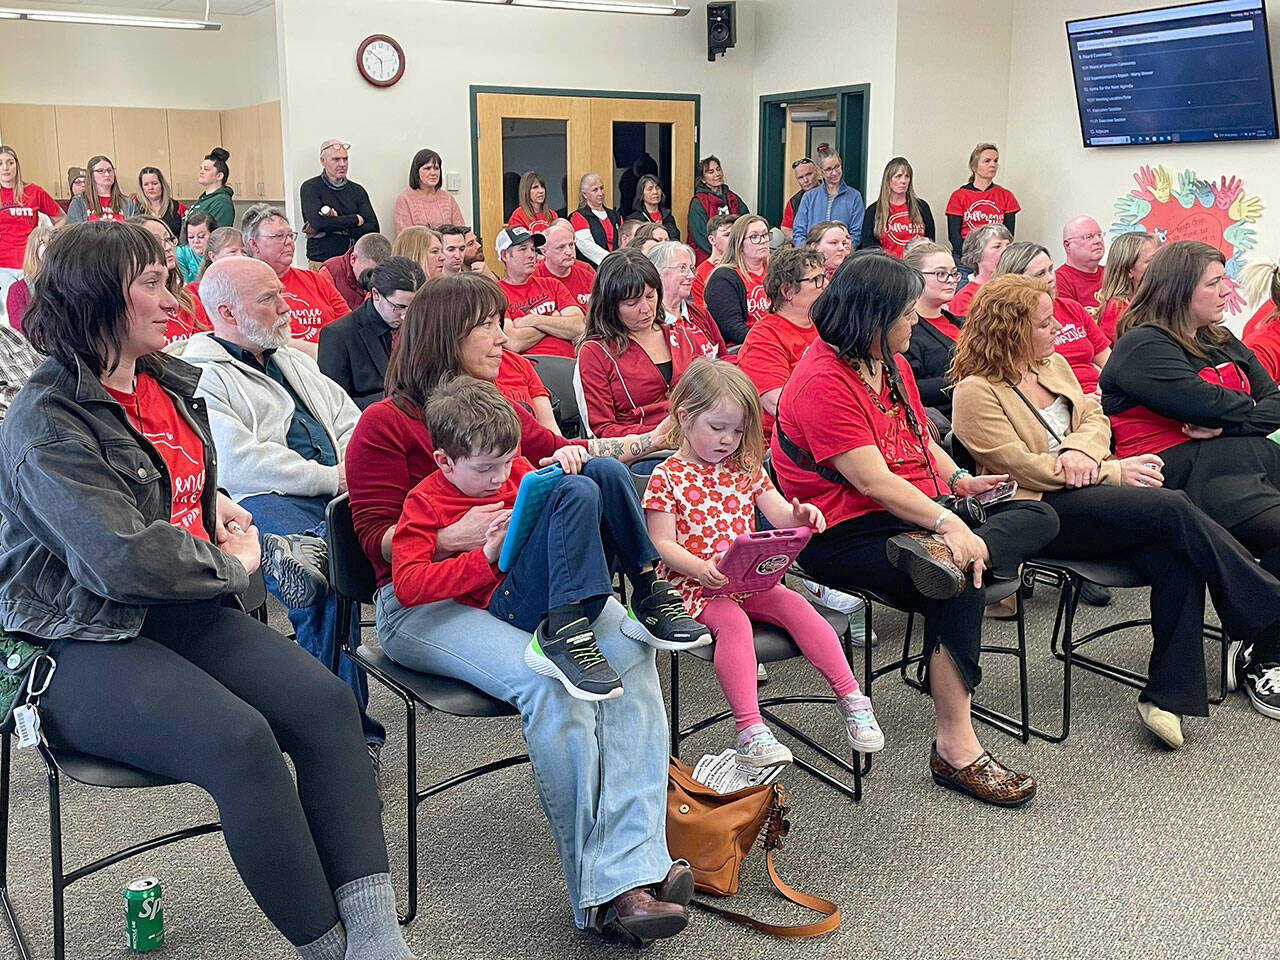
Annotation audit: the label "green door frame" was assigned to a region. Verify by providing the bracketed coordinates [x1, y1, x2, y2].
[468, 85, 702, 229]
[757, 84, 870, 230]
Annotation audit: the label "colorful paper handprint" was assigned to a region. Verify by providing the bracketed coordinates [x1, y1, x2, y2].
[1112, 164, 1264, 315]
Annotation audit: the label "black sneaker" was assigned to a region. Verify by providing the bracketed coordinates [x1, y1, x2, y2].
[524, 618, 623, 701]
[623, 580, 712, 650]
[1243, 658, 1280, 720]
[262, 533, 329, 608]
[1226, 639, 1247, 693]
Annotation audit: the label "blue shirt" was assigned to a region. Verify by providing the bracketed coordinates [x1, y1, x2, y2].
[211, 337, 338, 467]
[792, 181, 865, 248]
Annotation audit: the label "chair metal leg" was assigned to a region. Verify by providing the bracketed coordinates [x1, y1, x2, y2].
[1, 734, 32, 960]
[761, 705, 861, 802]
[402, 694, 418, 926]
[669, 652, 681, 760]
[47, 762, 64, 960]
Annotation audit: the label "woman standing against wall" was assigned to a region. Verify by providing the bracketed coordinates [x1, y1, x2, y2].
[395, 148, 465, 233]
[860, 157, 934, 257]
[945, 143, 1018, 260]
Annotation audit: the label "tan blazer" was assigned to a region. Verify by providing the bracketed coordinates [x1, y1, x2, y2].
[951, 352, 1123, 500]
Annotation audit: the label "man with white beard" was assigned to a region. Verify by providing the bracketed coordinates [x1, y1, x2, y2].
[174, 256, 387, 772]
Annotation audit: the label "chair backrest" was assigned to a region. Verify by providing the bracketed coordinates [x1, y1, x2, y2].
[529, 354, 581, 438]
[325, 493, 377, 605]
[942, 431, 977, 474]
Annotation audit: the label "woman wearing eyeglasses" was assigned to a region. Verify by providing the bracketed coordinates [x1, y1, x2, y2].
[65, 155, 139, 223]
[736, 247, 827, 443]
[781, 158, 820, 246]
[902, 241, 963, 421]
[704, 215, 772, 345]
[129, 215, 207, 346]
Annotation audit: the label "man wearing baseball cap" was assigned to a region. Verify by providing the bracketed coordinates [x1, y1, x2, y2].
[495, 224, 584, 357]
[299, 138, 379, 265]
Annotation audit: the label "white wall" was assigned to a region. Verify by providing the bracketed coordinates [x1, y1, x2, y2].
[0, 5, 279, 109]
[750, 0, 900, 200]
[893, 0, 1013, 219]
[1005, 0, 1280, 325]
[274, 0, 758, 239]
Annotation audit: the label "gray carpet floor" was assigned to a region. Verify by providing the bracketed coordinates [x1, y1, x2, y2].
[3, 583, 1279, 960]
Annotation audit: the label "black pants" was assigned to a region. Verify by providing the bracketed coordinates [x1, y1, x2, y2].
[1043, 486, 1280, 715]
[35, 600, 387, 946]
[1229, 504, 1280, 584]
[800, 501, 1059, 693]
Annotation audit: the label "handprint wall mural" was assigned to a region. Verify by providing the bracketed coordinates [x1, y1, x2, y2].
[1112, 164, 1263, 314]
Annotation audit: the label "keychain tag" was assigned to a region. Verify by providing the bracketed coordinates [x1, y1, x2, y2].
[13, 703, 40, 749]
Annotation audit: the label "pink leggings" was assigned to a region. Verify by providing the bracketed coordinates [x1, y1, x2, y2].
[697, 584, 859, 731]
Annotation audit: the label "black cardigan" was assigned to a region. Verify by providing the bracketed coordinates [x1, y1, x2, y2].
[704, 267, 750, 346]
[904, 310, 961, 413]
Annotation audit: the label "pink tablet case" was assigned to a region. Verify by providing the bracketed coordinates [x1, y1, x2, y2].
[702, 527, 812, 597]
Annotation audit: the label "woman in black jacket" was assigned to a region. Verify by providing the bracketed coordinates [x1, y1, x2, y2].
[901, 240, 963, 427]
[627, 174, 680, 241]
[1101, 240, 1280, 718]
[569, 172, 623, 265]
[704, 214, 771, 345]
[0, 221, 412, 960]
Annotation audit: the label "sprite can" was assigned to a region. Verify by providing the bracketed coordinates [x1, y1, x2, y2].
[124, 876, 164, 951]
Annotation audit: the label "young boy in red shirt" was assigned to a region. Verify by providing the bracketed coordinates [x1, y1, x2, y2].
[392, 378, 645, 701]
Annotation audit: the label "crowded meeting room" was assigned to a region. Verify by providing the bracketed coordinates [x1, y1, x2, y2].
[3, 0, 1280, 957]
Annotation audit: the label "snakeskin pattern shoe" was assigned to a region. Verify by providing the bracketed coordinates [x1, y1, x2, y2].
[929, 742, 1036, 807]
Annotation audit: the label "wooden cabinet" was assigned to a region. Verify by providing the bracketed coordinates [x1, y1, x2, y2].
[54, 106, 115, 197]
[220, 101, 284, 201]
[166, 109, 223, 200]
[112, 108, 171, 197]
[0, 103, 62, 197]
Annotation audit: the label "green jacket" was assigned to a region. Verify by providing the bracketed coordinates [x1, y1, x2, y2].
[186, 186, 235, 231]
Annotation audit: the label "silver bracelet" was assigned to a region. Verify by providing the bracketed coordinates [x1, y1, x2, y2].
[933, 509, 949, 532]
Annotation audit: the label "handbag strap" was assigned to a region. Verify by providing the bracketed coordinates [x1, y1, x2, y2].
[1011, 383, 1064, 444]
[689, 848, 840, 938]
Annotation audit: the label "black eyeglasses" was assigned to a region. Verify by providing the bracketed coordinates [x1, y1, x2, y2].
[791, 158, 814, 169]
[797, 273, 827, 289]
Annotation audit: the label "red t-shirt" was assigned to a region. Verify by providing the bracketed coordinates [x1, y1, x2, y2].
[1099, 297, 1127, 343]
[877, 202, 927, 258]
[392, 457, 535, 609]
[691, 258, 716, 309]
[772, 343, 946, 527]
[497, 274, 578, 357]
[88, 196, 128, 223]
[922, 313, 962, 341]
[1244, 319, 1280, 383]
[533, 259, 595, 311]
[1054, 263, 1104, 310]
[944, 183, 1020, 240]
[103, 372, 208, 540]
[494, 348, 551, 410]
[163, 307, 201, 347]
[1112, 361, 1251, 458]
[949, 280, 980, 317]
[0, 184, 60, 269]
[735, 311, 819, 441]
[740, 268, 769, 327]
[1052, 297, 1110, 395]
[280, 266, 349, 343]
[1244, 300, 1277, 340]
[507, 207, 557, 233]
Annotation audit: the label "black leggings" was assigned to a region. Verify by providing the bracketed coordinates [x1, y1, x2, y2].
[1043, 486, 1280, 715]
[35, 600, 387, 946]
[800, 500, 1059, 693]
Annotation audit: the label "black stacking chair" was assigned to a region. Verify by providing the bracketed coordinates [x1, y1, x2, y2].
[324, 494, 530, 924]
[528, 355, 581, 438]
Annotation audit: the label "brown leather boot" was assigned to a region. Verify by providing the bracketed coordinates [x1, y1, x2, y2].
[604, 887, 688, 945]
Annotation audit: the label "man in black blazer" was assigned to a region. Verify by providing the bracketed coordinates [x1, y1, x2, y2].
[317, 256, 424, 408]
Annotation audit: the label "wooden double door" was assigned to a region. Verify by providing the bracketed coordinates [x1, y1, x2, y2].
[474, 90, 697, 276]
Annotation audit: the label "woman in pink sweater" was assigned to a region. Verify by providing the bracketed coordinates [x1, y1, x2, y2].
[394, 148, 464, 233]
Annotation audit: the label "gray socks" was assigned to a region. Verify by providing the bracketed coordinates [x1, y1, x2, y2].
[334, 873, 415, 960]
[296, 922, 345, 960]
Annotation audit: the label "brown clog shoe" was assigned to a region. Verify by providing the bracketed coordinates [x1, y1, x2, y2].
[929, 742, 1036, 808]
[887, 532, 965, 600]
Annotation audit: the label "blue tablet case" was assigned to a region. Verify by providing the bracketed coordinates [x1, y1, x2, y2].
[497, 462, 566, 572]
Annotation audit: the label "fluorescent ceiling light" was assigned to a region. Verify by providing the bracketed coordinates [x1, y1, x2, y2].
[515, 0, 689, 12]
[790, 110, 831, 121]
[0, 4, 220, 29]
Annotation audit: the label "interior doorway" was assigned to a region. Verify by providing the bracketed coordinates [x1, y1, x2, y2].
[757, 85, 870, 232]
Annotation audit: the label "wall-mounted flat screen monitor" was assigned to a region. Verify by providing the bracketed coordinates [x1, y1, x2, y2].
[1067, 0, 1278, 146]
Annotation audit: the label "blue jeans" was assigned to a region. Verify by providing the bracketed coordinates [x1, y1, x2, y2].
[579, 456, 660, 578]
[487, 473, 615, 632]
[240, 493, 386, 746]
[375, 587, 672, 928]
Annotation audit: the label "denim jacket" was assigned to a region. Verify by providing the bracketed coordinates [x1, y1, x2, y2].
[0, 353, 249, 641]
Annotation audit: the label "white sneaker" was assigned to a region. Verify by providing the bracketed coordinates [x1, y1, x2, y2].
[735, 726, 793, 768]
[796, 578, 878, 647]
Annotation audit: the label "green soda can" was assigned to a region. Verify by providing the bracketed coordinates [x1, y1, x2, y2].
[124, 876, 165, 951]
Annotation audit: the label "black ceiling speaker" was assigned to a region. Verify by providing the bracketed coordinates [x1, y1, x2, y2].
[707, 2, 736, 62]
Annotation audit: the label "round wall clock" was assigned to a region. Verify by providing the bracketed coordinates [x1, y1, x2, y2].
[357, 34, 405, 88]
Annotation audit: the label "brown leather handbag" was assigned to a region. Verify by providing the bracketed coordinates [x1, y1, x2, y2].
[665, 757, 841, 938]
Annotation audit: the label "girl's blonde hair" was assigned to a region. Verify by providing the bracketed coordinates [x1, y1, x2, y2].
[1097, 231, 1159, 311]
[666, 357, 764, 473]
[22, 224, 54, 278]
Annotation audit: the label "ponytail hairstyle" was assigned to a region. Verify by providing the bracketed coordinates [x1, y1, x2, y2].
[196, 226, 245, 281]
[967, 142, 998, 184]
[665, 357, 765, 474]
[127, 215, 199, 326]
[205, 147, 230, 187]
[1238, 256, 1280, 329]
